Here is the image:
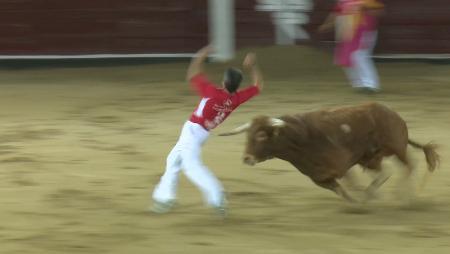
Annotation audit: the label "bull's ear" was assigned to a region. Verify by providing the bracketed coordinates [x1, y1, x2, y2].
[255, 131, 268, 142]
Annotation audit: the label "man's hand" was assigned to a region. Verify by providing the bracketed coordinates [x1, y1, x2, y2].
[317, 24, 331, 33]
[196, 45, 213, 59]
[243, 53, 257, 69]
[186, 45, 213, 81]
[317, 13, 336, 33]
[243, 53, 263, 91]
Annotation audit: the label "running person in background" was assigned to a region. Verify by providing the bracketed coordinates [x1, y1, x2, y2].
[319, 0, 384, 93]
[151, 45, 263, 216]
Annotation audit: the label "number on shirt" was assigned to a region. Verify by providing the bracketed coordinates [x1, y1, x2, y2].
[194, 98, 210, 117]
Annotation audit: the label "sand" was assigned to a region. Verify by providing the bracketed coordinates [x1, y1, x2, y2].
[0, 46, 449, 254]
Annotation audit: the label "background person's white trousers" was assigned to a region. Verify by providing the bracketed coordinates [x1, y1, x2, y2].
[344, 31, 379, 90]
[152, 121, 224, 207]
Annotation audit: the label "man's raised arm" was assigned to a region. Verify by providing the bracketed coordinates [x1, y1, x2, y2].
[186, 45, 212, 81]
[243, 53, 263, 91]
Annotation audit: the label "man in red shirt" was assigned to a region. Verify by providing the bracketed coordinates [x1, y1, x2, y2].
[151, 46, 263, 216]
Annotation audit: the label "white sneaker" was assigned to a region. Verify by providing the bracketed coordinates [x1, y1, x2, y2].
[213, 195, 228, 218]
[213, 205, 227, 218]
[150, 200, 176, 214]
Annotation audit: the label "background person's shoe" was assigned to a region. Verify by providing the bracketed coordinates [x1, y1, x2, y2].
[354, 87, 379, 95]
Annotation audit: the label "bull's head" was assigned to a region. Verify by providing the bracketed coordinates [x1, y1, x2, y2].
[219, 116, 286, 166]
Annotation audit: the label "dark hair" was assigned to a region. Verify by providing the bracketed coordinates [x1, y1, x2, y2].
[223, 67, 243, 93]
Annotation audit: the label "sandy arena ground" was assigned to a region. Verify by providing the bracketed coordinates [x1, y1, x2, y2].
[0, 47, 449, 254]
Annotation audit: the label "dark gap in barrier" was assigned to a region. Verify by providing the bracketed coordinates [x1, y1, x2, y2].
[0, 57, 192, 70]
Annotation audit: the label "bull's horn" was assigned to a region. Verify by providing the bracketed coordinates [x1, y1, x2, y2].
[218, 123, 250, 136]
[270, 118, 285, 127]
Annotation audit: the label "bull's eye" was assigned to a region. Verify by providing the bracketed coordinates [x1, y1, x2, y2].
[255, 131, 268, 142]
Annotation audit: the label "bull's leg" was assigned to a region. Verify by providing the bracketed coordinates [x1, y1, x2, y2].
[393, 147, 416, 200]
[364, 172, 390, 201]
[364, 156, 391, 201]
[341, 169, 365, 191]
[313, 179, 357, 203]
[396, 152, 414, 178]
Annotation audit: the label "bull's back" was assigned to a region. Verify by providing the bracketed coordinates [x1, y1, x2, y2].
[300, 103, 380, 136]
[327, 102, 408, 140]
[279, 102, 408, 149]
[293, 102, 407, 149]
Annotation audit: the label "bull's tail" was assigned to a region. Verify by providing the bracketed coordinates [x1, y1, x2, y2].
[408, 140, 439, 172]
[408, 139, 440, 191]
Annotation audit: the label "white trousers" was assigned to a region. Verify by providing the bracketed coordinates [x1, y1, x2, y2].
[345, 31, 380, 90]
[152, 121, 224, 207]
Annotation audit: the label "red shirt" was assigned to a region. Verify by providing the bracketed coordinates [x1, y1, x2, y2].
[189, 73, 260, 131]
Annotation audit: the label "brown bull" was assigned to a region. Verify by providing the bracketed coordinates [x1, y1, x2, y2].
[219, 102, 439, 202]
